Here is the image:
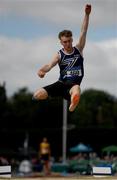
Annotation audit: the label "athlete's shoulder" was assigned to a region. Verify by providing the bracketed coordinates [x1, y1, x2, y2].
[74, 46, 83, 57]
[58, 48, 65, 61]
[58, 48, 64, 55]
[74, 46, 80, 51]
[52, 52, 60, 62]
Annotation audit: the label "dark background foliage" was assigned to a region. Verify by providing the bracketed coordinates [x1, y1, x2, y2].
[0, 83, 117, 158]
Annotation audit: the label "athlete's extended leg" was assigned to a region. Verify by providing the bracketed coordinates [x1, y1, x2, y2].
[69, 85, 80, 112]
[32, 88, 48, 100]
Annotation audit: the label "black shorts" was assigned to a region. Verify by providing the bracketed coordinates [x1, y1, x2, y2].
[41, 154, 49, 161]
[43, 80, 80, 101]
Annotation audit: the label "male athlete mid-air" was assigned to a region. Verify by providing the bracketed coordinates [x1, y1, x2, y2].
[33, 4, 91, 112]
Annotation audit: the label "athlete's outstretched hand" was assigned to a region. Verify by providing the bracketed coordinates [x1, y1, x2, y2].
[38, 70, 45, 78]
[85, 4, 91, 15]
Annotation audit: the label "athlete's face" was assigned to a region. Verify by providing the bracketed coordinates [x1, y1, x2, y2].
[60, 36, 73, 51]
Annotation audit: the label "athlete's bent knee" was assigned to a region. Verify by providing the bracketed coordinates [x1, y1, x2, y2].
[69, 85, 81, 96]
[33, 88, 48, 100]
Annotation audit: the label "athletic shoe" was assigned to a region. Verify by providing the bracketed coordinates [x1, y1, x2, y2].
[69, 94, 80, 112]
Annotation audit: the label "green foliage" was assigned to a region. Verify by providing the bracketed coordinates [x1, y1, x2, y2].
[0, 85, 117, 156]
[70, 88, 117, 128]
[0, 85, 117, 132]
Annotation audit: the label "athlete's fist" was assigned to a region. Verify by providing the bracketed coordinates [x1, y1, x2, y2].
[85, 4, 91, 15]
[38, 70, 45, 78]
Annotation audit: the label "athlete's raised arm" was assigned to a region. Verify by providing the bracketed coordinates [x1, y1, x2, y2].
[76, 4, 91, 53]
[37, 53, 60, 78]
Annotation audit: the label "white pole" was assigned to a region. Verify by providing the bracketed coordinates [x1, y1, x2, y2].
[62, 99, 68, 164]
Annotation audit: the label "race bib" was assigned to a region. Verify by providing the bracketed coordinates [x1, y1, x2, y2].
[67, 69, 82, 76]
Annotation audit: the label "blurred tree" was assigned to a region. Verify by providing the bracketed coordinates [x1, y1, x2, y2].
[0, 85, 117, 156]
[12, 88, 35, 127]
[9, 87, 63, 130]
[0, 82, 8, 129]
[70, 89, 117, 128]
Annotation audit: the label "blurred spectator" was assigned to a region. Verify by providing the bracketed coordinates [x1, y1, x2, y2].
[39, 137, 51, 175]
[18, 159, 32, 175]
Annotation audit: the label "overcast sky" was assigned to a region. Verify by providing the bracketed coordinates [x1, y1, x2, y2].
[0, 0, 117, 97]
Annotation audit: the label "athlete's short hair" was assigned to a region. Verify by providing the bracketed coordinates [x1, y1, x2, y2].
[58, 30, 72, 40]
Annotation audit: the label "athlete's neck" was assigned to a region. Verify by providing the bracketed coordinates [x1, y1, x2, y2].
[63, 47, 74, 54]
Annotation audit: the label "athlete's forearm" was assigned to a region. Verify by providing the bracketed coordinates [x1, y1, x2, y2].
[81, 14, 89, 36]
[81, 4, 91, 34]
[40, 64, 51, 73]
[76, 4, 91, 51]
[40, 53, 59, 74]
[38, 64, 52, 78]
